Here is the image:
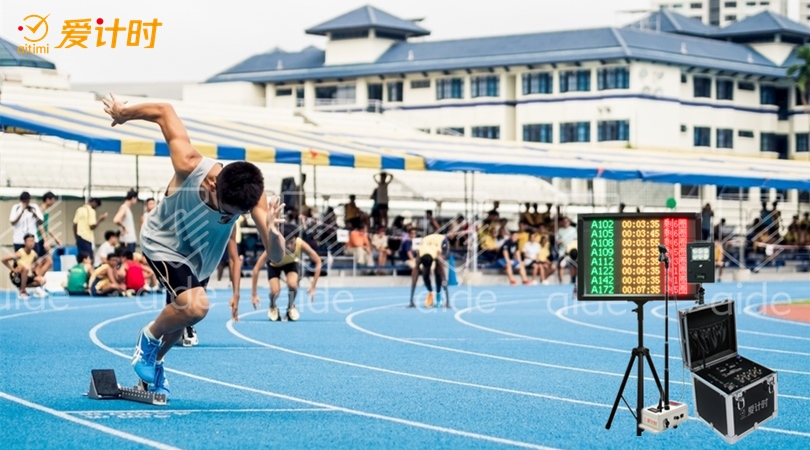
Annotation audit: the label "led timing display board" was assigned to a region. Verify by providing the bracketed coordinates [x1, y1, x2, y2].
[576, 213, 702, 301]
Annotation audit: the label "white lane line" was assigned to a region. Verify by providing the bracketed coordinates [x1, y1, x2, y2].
[90, 309, 559, 450]
[228, 310, 608, 409]
[650, 304, 810, 341]
[456, 302, 809, 377]
[554, 303, 810, 357]
[0, 391, 181, 450]
[64, 408, 333, 414]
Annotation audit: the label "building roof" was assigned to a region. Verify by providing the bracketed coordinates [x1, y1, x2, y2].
[0, 37, 56, 69]
[208, 26, 782, 83]
[625, 9, 718, 37]
[215, 46, 324, 76]
[305, 5, 430, 37]
[713, 11, 810, 38]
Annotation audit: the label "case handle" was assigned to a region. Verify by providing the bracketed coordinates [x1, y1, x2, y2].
[766, 377, 775, 395]
[734, 393, 745, 411]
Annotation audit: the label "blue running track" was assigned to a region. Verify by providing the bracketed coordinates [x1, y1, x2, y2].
[0, 281, 808, 449]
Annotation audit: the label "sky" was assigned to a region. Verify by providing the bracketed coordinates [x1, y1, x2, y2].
[0, 0, 784, 84]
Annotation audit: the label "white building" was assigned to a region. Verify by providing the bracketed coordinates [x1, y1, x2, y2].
[651, 0, 788, 26]
[192, 6, 809, 162]
[800, 0, 810, 25]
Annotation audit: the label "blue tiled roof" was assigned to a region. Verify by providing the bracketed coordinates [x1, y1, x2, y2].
[625, 9, 718, 37]
[781, 46, 808, 68]
[208, 25, 786, 83]
[714, 11, 810, 38]
[0, 36, 55, 69]
[214, 46, 324, 76]
[306, 5, 429, 37]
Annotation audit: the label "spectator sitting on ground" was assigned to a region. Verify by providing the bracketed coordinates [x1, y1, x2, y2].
[120, 250, 147, 294]
[346, 220, 373, 266]
[2, 234, 48, 299]
[521, 230, 542, 284]
[536, 232, 555, 284]
[499, 230, 530, 285]
[88, 252, 127, 297]
[94, 230, 120, 268]
[371, 227, 392, 274]
[399, 228, 419, 269]
[64, 252, 93, 295]
[517, 222, 531, 253]
[132, 251, 159, 292]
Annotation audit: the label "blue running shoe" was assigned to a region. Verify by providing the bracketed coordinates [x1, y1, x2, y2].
[131, 325, 162, 383]
[150, 360, 170, 398]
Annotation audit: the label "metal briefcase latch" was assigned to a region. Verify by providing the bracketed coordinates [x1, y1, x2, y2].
[766, 376, 775, 394]
[734, 392, 745, 411]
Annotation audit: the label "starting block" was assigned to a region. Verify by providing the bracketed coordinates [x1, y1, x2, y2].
[86, 369, 167, 406]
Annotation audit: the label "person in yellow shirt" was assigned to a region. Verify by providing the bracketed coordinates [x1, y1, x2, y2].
[2, 234, 47, 299]
[408, 233, 450, 309]
[714, 238, 724, 282]
[251, 225, 322, 322]
[88, 251, 127, 297]
[516, 222, 531, 252]
[73, 198, 107, 259]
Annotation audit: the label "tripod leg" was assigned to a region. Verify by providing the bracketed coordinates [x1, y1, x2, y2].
[606, 351, 638, 430]
[644, 350, 666, 408]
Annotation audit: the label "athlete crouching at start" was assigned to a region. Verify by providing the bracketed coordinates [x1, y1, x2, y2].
[102, 93, 286, 400]
[251, 225, 322, 321]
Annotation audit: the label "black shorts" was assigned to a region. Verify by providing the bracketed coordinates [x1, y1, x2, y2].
[267, 262, 299, 279]
[377, 204, 388, 211]
[419, 254, 434, 269]
[9, 271, 35, 288]
[145, 258, 209, 305]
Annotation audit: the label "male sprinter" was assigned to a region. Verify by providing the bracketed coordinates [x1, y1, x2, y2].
[408, 233, 450, 309]
[250, 225, 322, 322]
[102, 94, 285, 398]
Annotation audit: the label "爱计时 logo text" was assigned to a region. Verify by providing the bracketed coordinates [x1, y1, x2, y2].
[17, 14, 162, 55]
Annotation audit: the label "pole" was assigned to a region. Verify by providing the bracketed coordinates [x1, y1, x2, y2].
[313, 165, 318, 213]
[135, 155, 140, 192]
[739, 187, 744, 269]
[87, 150, 93, 201]
[471, 171, 477, 276]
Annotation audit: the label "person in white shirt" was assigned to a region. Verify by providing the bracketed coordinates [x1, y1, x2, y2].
[371, 227, 391, 273]
[115, 190, 139, 252]
[521, 231, 541, 284]
[9, 192, 44, 252]
[139, 197, 156, 230]
[94, 231, 120, 268]
[556, 217, 577, 282]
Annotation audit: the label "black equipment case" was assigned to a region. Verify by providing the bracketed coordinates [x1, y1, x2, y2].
[678, 300, 778, 444]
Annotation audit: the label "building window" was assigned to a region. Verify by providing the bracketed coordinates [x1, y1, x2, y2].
[797, 133, 809, 152]
[471, 75, 500, 98]
[522, 72, 553, 95]
[387, 81, 403, 102]
[716, 80, 733, 100]
[681, 74, 687, 83]
[746, 1, 755, 5]
[694, 127, 711, 147]
[680, 184, 700, 199]
[724, 15, 737, 21]
[694, 77, 711, 98]
[795, 88, 810, 106]
[761, 133, 775, 152]
[437, 127, 464, 136]
[471, 126, 500, 139]
[717, 186, 749, 201]
[738, 130, 754, 138]
[560, 122, 591, 143]
[597, 67, 630, 90]
[597, 120, 630, 141]
[800, 191, 810, 204]
[315, 84, 356, 103]
[717, 129, 733, 148]
[417, 128, 430, 134]
[523, 124, 553, 143]
[738, 81, 755, 91]
[759, 1, 769, 5]
[331, 30, 369, 40]
[560, 70, 591, 93]
[760, 86, 776, 105]
[724, 1, 737, 6]
[410, 79, 430, 89]
[436, 78, 464, 100]
[690, 2, 702, 8]
[276, 88, 292, 96]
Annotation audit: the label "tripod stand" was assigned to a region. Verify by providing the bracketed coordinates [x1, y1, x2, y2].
[605, 300, 666, 435]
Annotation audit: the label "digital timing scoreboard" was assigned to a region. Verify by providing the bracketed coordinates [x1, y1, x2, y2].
[576, 213, 702, 301]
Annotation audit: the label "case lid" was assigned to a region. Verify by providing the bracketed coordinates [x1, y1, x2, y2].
[678, 299, 738, 371]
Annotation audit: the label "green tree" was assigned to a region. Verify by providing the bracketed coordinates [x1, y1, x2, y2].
[787, 46, 810, 111]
